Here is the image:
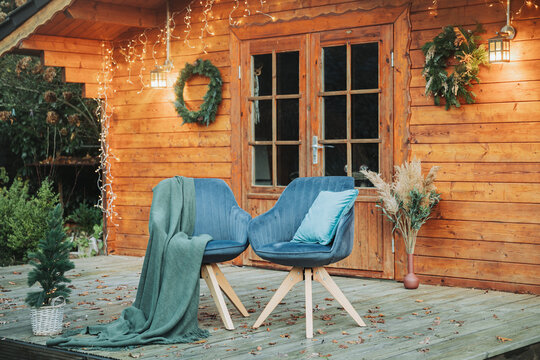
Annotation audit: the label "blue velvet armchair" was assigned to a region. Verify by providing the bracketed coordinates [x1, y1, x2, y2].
[248, 177, 366, 338]
[193, 178, 251, 330]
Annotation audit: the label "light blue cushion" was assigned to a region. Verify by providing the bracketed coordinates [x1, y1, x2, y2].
[292, 189, 358, 245]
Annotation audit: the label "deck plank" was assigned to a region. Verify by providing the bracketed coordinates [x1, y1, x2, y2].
[0, 256, 539, 359]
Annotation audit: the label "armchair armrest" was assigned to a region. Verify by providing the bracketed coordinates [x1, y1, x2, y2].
[228, 205, 251, 245]
[328, 206, 355, 263]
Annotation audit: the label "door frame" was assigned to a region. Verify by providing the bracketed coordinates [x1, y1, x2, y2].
[229, 6, 412, 280]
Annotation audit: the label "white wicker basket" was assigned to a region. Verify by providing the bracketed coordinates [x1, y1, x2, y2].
[30, 296, 65, 336]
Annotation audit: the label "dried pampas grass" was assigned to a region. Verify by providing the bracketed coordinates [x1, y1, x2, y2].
[361, 159, 441, 254]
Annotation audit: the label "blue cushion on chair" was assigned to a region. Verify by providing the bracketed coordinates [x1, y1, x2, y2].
[292, 189, 358, 245]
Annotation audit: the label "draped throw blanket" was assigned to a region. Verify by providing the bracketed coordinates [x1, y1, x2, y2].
[47, 176, 212, 348]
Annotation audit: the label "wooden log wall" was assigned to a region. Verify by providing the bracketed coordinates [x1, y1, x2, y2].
[408, 0, 540, 293]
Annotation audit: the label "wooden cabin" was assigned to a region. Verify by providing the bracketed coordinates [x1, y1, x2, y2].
[0, 0, 538, 294]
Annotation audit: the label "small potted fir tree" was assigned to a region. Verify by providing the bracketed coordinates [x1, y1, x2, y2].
[26, 204, 75, 335]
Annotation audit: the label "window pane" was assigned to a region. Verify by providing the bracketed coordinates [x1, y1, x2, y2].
[351, 43, 378, 89]
[277, 51, 299, 95]
[323, 45, 346, 92]
[253, 54, 272, 96]
[277, 99, 299, 141]
[253, 145, 272, 186]
[324, 144, 347, 177]
[253, 100, 272, 141]
[352, 144, 379, 187]
[324, 95, 346, 140]
[352, 94, 379, 139]
[277, 146, 298, 186]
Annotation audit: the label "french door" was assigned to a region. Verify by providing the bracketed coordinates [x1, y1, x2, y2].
[240, 25, 394, 278]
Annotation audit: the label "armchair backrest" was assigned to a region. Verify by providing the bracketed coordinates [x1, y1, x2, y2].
[272, 176, 355, 241]
[193, 178, 238, 239]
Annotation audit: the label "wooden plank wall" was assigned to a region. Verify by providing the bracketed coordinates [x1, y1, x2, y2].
[409, 0, 540, 293]
[104, 0, 540, 293]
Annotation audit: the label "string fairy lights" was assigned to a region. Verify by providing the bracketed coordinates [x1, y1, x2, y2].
[95, 41, 119, 251]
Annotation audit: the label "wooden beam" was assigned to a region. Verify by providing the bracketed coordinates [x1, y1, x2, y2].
[64, 0, 158, 28]
[0, 0, 74, 56]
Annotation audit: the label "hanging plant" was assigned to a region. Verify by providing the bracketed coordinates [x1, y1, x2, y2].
[422, 25, 488, 110]
[174, 59, 222, 126]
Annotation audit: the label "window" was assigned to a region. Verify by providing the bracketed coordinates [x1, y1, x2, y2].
[250, 50, 301, 186]
[321, 42, 380, 187]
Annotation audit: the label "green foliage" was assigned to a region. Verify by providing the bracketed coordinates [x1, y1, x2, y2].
[421, 25, 489, 110]
[174, 59, 223, 126]
[0, 175, 59, 265]
[67, 201, 102, 234]
[0, 54, 100, 177]
[26, 204, 75, 308]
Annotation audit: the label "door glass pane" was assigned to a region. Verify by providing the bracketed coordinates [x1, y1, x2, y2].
[323, 45, 346, 92]
[253, 100, 272, 141]
[253, 145, 272, 186]
[352, 143, 378, 187]
[324, 144, 347, 177]
[277, 51, 299, 95]
[277, 99, 299, 141]
[352, 94, 379, 139]
[351, 43, 378, 90]
[277, 146, 298, 186]
[323, 95, 346, 140]
[253, 54, 272, 96]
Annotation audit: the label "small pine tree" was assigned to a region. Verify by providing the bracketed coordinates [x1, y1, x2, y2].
[26, 204, 75, 308]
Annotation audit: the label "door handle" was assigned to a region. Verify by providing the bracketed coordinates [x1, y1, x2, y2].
[312, 136, 334, 164]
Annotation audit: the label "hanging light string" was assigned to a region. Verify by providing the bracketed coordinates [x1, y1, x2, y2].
[96, 41, 119, 248]
[516, 0, 539, 15]
[199, 0, 215, 54]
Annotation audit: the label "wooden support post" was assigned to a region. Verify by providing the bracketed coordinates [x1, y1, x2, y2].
[211, 264, 249, 317]
[253, 267, 303, 329]
[313, 267, 366, 327]
[201, 264, 234, 330]
[305, 268, 313, 339]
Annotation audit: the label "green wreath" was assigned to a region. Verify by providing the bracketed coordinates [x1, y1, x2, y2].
[422, 25, 488, 110]
[174, 59, 222, 126]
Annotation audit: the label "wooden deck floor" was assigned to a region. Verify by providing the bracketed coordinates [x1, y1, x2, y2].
[0, 256, 539, 359]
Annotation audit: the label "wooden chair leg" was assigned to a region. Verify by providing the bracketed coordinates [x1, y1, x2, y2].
[211, 263, 249, 317]
[253, 267, 303, 329]
[313, 267, 366, 327]
[201, 264, 235, 330]
[305, 268, 313, 339]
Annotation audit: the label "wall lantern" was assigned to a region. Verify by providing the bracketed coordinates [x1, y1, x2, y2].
[150, 1, 173, 88]
[489, 0, 515, 63]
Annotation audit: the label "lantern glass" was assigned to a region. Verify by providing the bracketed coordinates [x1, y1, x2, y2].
[150, 67, 167, 88]
[488, 35, 510, 63]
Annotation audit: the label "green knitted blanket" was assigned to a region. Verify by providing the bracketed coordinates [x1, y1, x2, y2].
[47, 176, 211, 348]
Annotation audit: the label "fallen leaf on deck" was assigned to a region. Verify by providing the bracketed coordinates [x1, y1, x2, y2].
[128, 353, 142, 358]
[8, 282, 15, 285]
[317, 329, 327, 335]
[192, 340, 207, 344]
[415, 299, 423, 303]
[413, 332, 424, 336]
[324, 298, 334, 301]
[418, 348, 430, 353]
[493, 314, 498, 319]
[331, 340, 338, 343]
[419, 337, 430, 345]
[376, 329, 386, 333]
[268, 342, 276, 346]
[247, 308, 256, 313]
[358, 337, 364, 343]
[341, 331, 349, 335]
[338, 344, 348, 349]
[496, 336, 512, 343]
[226, 348, 237, 351]
[280, 333, 290, 338]
[256, 346, 262, 351]
[321, 314, 333, 321]
[12, 272, 21, 275]
[257, 287, 266, 290]
[412, 312, 418, 316]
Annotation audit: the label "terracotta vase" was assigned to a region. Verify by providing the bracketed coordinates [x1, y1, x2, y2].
[403, 253, 419, 289]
